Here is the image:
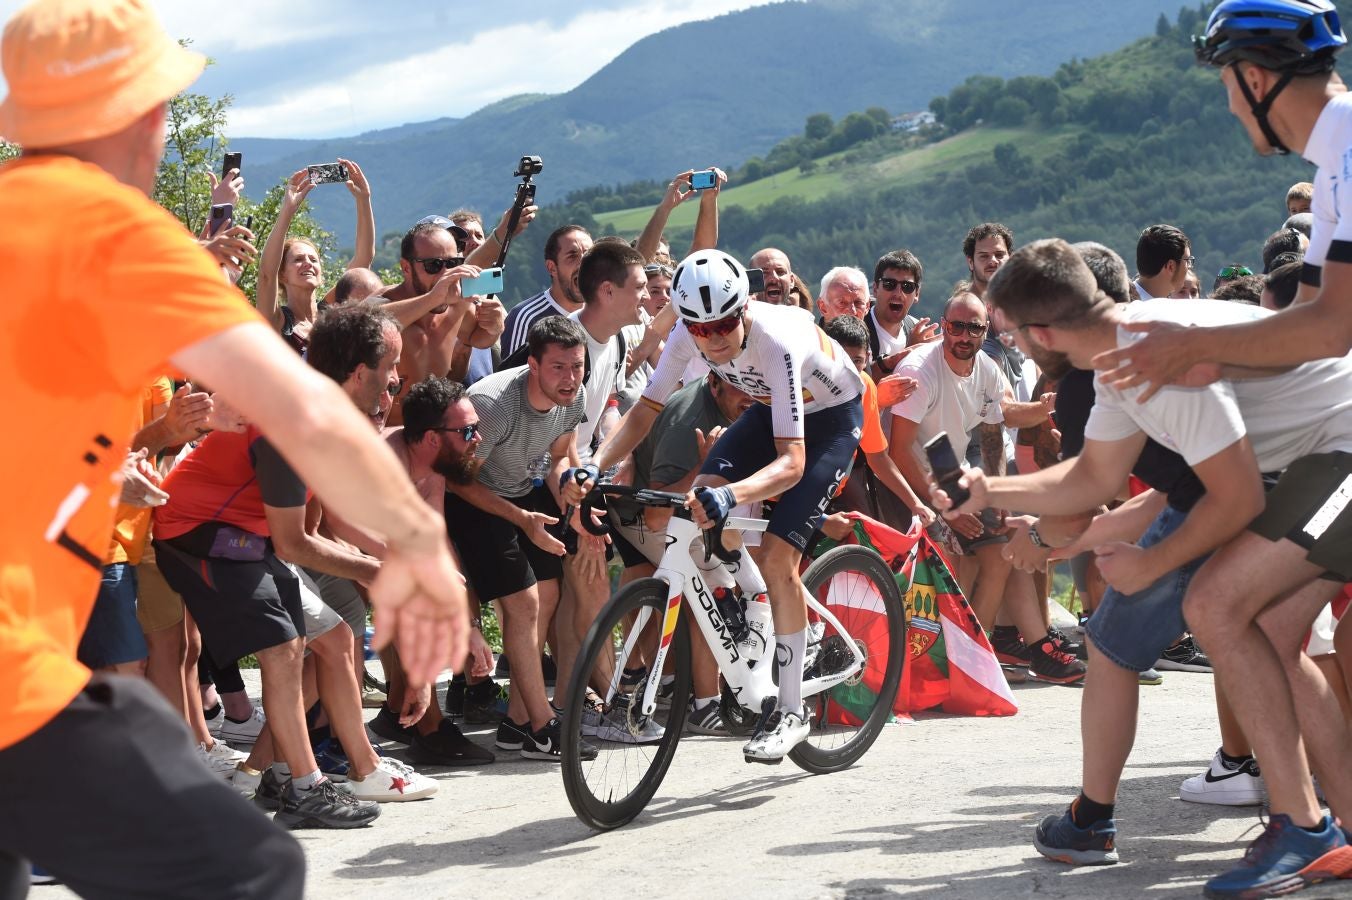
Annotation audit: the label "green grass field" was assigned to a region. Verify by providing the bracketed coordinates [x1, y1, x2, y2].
[594, 126, 1078, 236]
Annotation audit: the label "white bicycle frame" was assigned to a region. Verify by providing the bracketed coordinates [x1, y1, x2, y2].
[605, 512, 867, 720]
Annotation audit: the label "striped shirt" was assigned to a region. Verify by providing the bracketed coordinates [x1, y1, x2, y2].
[502, 288, 566, 358]
[468, 366, 587, 498]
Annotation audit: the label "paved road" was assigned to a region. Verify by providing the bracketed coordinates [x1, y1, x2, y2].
[42, 667, 1352, 899]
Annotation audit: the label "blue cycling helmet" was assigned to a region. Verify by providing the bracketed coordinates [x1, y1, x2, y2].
[1195, 0, 1345, 74]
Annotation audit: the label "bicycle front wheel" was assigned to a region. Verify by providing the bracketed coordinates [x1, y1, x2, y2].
[561, 577, 692, 831]
[790, 545, 905, 774]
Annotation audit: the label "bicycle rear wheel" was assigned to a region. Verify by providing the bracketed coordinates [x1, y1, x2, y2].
[561, 577, 692, 831]
[789, 545, 905, 774]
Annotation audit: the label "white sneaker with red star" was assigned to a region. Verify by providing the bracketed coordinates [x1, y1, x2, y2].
[346, 757, 438, 802]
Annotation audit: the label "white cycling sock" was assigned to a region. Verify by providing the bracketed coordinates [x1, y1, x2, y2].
[776, 628, 807, 714]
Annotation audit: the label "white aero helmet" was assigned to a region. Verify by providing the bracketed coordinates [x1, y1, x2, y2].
[671, 249, 750, 323]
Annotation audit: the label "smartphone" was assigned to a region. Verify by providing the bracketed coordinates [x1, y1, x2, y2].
[923, 432, 971, 508]
[306, 162, 349, 186]
[208, 203, 233, 237]
[460, 267, 504, 296]
[689, 169, 718, 191]
[221, 151, 242, 179]
[746, 268, 766, 295]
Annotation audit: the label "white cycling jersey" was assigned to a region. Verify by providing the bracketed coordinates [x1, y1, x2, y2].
[642, 303, 863, 440]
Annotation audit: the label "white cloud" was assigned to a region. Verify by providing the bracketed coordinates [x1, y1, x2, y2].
[224, 0, 766, 137]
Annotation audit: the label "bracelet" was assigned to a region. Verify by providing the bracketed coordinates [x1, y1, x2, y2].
[1027, 523, 1047, 549]
[471, 616, 483, 631]
[490, 230, 503, 246]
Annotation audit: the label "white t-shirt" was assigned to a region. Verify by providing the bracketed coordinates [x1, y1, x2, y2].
[643, 303, 863, 440]
[870, 308, 908, 358]
[891, 340, 1008, 463]
[568, 310, 625, 462]
[1084, 300, 1352, 470]
[1300, 92, 1352, 286]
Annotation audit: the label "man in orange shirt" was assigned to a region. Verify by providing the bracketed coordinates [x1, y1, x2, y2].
[0, 1, 468, 896]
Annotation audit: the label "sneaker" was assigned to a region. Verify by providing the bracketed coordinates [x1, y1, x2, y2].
[990, 627, 1031, 667]
[580, 694, 606, 737]
[464, 678, 506, 725]
[595, 707, 664, 744]
[1033, 807, 1119, 866]
[1156, 635, 1212, 673]
[361, 685, 388, 709]
[410, 720, 495, 766]
[1181, 750, 1265, 806]
[347, 757, 438, 802]
[495, 717, 530, 751]
[743, 704, 810, 764]
[196, 740, 247, 779]
[367, 705, 416, 745]
[1203, 814, 1352, 897]
[1029, 637, 1087, 685]
[30, 865, 58, 886]
[204, 702, 224, 736]
[218, 705, 266, 744]
[494, 653, 510, 679]
[444, 674, 467, 720]
[231, 765, 261, 800]
[1138, 668, 1164, 686]
[274, 778, 381, 829]
[313, 738, 350, 783]
[687, 699, 728, 736]
[522, 718, 597, 761]
[254, 768, 289, 811]
[1047, 624, 1088, 661]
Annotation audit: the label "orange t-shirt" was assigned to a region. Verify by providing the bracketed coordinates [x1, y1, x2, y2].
[833, 372, 885, 498]
[0, 156, 261, 751]
[105, 377, 175, 566]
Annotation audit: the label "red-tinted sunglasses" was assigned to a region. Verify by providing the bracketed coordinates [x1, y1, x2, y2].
[687, 312, 743, 339]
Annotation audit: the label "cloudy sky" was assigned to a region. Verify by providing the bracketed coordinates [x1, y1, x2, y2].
[0, 0, 767, 138]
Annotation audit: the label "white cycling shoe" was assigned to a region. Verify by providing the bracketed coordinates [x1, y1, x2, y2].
[743, 705, 809, 764]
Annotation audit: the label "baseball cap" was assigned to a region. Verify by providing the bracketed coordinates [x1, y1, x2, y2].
[415, 214, 470, 247]
[0, 0, 206, 147]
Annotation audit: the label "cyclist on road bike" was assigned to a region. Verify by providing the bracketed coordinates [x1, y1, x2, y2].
[574, 249, 865, 762]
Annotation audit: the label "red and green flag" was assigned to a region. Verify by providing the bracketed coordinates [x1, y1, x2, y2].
[813, 512, 1017, 720]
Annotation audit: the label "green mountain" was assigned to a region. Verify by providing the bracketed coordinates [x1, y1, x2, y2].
[244, 0, 1186, 248]
[550, 3, 1336, 318]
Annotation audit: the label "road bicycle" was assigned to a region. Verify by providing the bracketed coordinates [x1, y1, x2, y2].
[559, 482, 905, 831]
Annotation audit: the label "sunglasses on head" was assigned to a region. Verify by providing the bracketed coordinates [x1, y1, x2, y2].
[644, 263, 674, 279]
[943, 319, 987, 338]
[686, 312, 743, 339]
[409, 255, 464, 275]
[877, 277, 919, 295]
[431, 423, 479, 441]
[1217, 265, 1253, 279]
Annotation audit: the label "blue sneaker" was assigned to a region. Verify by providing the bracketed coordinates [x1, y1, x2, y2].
[313, 738, 350, 783]
[1204, 814, 1352, 898]
[30, 864, 58, 885]
[1033, 807, 1119, 865]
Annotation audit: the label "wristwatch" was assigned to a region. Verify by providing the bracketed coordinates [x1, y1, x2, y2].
[1027, 523, 1047, 549]
[471, 616, 483, 631]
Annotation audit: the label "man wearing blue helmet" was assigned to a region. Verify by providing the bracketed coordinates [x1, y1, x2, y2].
[1092, 3, 1352, 897]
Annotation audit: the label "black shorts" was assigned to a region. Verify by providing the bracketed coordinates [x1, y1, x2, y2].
[153, 541, 306, 667]
[445, 485, 565, 602]
[1249, 451, 1352, 580]
[698, 397, 863, 552]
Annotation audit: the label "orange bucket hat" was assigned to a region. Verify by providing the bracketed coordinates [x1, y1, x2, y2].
[0, 0, 205, 147]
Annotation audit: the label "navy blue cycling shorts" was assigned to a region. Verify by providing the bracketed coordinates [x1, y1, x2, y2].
[698, 397, 863, 552]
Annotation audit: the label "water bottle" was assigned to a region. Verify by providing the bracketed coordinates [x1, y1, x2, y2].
[739, 595, 774, 661]
[527, 452, 550, 489]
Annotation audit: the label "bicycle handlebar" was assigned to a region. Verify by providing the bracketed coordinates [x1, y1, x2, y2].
[570, 481, 741, 564]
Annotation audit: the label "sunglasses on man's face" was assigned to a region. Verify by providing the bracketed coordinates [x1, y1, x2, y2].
[877, 277, 919, 295]
[942, 319, 987, 338]
[385, 376, 407, 397]
[409, 255, 464, 275]
[431, 423, 479, 441]
[686, 313, 744, 339]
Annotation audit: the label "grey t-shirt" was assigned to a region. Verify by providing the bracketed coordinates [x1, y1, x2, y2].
[468, 366, 587, 498]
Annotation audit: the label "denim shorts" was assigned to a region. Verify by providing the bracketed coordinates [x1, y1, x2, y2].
[77, 563, 148, 669]
[1084, 504, 1206, 673]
